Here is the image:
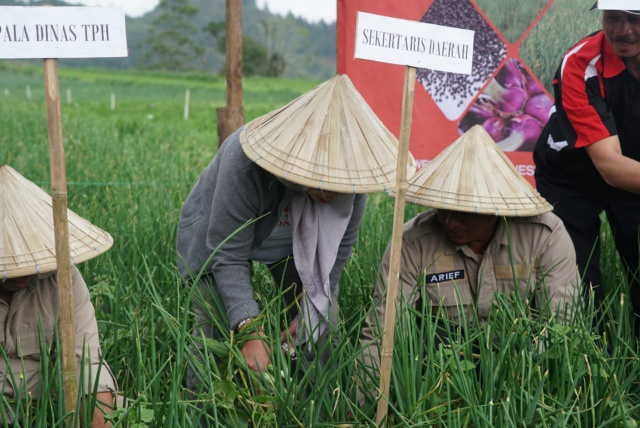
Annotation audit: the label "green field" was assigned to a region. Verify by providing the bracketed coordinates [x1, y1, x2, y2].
[475, 0, 549, 44]
[520, 0, 601, 94]
[0, 64, 639, 427]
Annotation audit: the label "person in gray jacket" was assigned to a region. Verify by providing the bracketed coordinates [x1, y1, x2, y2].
[177, 75, 415, 375]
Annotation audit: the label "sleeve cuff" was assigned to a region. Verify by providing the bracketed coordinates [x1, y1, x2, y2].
[227, 301, 260, 330]
[81, 362, 118, 394]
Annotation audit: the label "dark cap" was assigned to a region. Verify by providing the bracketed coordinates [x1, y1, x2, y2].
[590, 1, 640, 14]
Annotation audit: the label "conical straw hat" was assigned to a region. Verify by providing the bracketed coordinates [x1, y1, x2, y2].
[240, 74, 416, 193]
[404, 125, 552, 216]
[0, 165, 113, 279]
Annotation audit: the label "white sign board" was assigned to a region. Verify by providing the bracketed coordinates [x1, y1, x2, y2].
[0, 7, 127, 59]
[354, 12, 474, 75]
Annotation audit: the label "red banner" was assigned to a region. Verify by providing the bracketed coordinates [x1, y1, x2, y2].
[337, 0, 562, 186]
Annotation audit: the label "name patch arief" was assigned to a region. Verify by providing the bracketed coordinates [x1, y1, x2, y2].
[426, 270, 465, 284]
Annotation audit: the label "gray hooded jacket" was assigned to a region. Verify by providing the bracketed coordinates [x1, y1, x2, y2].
[176, 128, 367, 329]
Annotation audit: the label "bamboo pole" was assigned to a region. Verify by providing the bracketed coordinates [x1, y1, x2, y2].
[43, 58, 78, 416]
[376, 66, 416, 426]
[216, 0, 245, 146]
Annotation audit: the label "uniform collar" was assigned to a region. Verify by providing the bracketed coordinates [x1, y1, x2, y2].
[492, 218, 510, 250]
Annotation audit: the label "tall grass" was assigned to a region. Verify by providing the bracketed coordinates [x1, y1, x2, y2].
[520, 0, 601, 94]
[0, 65, 638, 426]
[474, 0, 549, 44]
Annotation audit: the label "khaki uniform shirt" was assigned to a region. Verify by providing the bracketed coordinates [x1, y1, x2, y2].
[0, 267, 116, 399]
[359, 210, 579, 378]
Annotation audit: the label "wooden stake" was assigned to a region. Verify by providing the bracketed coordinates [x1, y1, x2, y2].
[376, 66, 416, 426]
[184, 88, 190, 120]
[110, 92, 116, 110]
[225, 0, 242, 110]
[43, 58, 78, 417]
[216, 0, 245, 146]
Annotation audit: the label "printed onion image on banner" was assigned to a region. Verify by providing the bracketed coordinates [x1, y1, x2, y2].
[458, 59, 552, 152]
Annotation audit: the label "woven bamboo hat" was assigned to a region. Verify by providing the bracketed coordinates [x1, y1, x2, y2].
[404, 125, 552, 216]
[0, 165, 113, 279]
[240, 74, 416, 193]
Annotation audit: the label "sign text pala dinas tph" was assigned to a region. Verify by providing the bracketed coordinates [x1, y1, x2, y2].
[0, 7, 127, 59]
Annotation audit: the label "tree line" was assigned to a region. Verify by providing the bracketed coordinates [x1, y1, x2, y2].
[136, 0, 336, 78]
[0, 0, 337, 79]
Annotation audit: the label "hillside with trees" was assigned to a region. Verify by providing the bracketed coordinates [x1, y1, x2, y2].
[0, 0, 337, 79]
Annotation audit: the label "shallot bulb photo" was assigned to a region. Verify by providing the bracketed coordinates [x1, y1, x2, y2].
[457, 58, 552, 152]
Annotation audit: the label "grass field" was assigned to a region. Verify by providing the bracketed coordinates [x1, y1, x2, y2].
[0, 63, 639, 427]
[475, 0, 549, 44]
[520, 0, 601, 94]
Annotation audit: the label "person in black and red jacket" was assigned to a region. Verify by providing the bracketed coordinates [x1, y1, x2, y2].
[533, 0, 640, 327]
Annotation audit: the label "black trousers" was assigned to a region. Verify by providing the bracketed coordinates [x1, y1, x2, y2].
[535, 177, 640, 325]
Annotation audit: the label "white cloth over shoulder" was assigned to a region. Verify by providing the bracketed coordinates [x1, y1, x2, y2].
[291, 192, 355, 347]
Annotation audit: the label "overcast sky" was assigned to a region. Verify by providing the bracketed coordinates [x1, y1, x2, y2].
[71, 0, 337, 23]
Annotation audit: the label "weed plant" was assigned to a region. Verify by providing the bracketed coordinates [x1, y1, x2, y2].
[0, 66, 638, 426]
